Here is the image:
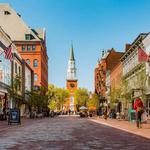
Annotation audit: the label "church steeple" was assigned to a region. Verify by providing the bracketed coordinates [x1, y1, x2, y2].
[67, 44, 77, 80]
[70, 44, 75, 61]
[66, 43, 78, 112]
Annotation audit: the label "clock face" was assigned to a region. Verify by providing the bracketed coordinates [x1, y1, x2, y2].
[70, 83, 75, 88]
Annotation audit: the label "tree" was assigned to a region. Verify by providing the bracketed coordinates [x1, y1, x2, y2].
[136, 70, 147, 102]
[47, 84, 69, 111]
[48, 99, 57, 111]
[26, 86, 48, 114]
[8, 75, 22, 108]
[74, 88, 89, 111]
[87, 93, 99, 111]
[110, 87, 122, 103]
[47, 84, 56, 102]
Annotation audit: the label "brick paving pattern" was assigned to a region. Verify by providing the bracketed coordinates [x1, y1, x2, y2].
[90, 117, 150, 139]
[0, 117, 150, 150]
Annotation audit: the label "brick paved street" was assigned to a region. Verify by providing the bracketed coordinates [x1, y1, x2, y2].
[0, 116, 150, 150]
[90, 117, 150, 139]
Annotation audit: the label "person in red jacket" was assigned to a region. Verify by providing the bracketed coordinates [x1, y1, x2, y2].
[134, 97, 144, 128]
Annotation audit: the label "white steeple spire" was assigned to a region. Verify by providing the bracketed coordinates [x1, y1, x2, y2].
[67, 44, 77, 80]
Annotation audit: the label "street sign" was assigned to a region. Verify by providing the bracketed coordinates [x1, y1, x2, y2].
[8, 108, 21, 125]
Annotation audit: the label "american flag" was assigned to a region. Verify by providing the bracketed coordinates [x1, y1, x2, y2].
[4, 44, 13, 61]
[138, 47, 148, 62]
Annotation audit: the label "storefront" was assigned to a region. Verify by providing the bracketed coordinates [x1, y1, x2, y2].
[0, 27, 12, 120]
[0, 82, 9, 120]
[146, 95, 150, 117]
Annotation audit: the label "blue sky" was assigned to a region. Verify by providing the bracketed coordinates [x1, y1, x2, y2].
[1, 0, 150, 91]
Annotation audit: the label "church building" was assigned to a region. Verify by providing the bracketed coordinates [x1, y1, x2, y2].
[66, 45, 78, 112]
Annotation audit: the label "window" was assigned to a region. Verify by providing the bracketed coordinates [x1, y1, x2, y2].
[26, 59, 30, 65]
[15, 62, 17, 74]
[18, 66, 21, 76]
[33, 59, 38, 67]
[34, 74, 38, 81]
[4, 11, 11, 15]
[25, 34, 35, 40]
[25, 34, 31, 40]
[27, 45, 31, 51]
[32, 45, 36, 51]
[22, 45, 25, 51]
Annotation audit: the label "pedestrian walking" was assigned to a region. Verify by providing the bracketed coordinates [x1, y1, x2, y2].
[134, 97, 144, 128]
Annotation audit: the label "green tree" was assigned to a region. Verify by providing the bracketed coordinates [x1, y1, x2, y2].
[55, 88, 69, 111]
[8, 75, 22, 108]
[47, 84, 69, 111]
[136, 71, 147, 102]
[87, 93, 99, 110]
[74, 88, 89, 111]
[26, 86, 48, 114]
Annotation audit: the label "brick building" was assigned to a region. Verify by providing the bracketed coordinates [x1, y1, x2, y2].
[110, 63, 123, 89]
[94, 48, 124, 100]
[0, 4, 48, 91]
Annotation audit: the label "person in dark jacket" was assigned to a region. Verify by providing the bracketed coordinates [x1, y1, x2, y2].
[134, 97, 144, 128]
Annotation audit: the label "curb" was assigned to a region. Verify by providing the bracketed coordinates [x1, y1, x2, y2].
[90, 119, 150, 139]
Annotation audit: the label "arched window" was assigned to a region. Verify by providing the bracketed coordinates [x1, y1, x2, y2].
[34, 74, 38, 81]
[26, 59, 30, 65]
[33, 59, 38, 67]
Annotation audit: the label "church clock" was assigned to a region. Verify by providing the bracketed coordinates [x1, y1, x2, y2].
[70, 83, 75, 88]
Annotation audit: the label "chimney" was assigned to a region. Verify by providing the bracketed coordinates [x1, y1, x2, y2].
[125, 43, 131, 51]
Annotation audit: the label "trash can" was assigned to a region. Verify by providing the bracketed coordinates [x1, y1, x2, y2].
[129, 108, 136, 122]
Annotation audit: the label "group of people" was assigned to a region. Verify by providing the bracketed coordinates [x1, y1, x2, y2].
[99, 97, 147, 128]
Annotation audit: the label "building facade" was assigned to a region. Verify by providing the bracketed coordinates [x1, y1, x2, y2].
[21, 60, 34, 116]
[110, 63, 123, 90]
[120, 33, 148, 111]
[0, 4, 48, 91]
[94, 49, 123, 102]
[66, 45, 78, 112]
[0, 26, 23, 118]
[0, 27, 11, 120]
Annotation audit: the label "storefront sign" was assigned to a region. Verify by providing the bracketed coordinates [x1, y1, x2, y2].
[8, 108, 21, 125]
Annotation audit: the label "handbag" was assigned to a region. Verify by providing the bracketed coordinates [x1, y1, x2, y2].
[141, 111, 148, 123]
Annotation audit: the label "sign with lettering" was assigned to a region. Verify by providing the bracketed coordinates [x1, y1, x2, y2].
[8, 108, 21, 125]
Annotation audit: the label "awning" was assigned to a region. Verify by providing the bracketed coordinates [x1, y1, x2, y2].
[0, 91, 5, 96]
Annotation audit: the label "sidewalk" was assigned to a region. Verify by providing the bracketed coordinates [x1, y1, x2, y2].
[90, 117, 150, 139]
[0, 117, 48, 132]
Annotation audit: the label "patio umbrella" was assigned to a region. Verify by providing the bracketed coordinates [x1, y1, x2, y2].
[79, 106, 88, 110]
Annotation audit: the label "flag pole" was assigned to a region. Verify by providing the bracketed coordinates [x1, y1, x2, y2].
[0, 51, 4, 55]
[0, 42, 12, 56]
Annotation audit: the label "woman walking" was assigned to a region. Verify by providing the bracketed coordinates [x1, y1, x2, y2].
[134, 97, 144, 128]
